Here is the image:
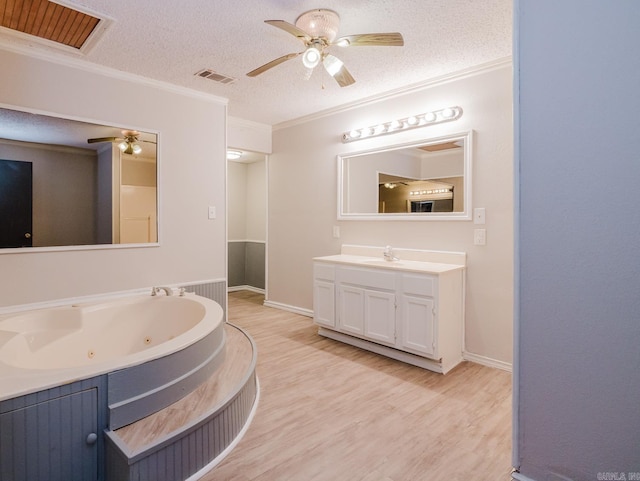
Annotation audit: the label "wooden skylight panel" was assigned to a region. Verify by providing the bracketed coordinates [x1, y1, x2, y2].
[0, 0, 110, 53]
[418, 141, 461, 152]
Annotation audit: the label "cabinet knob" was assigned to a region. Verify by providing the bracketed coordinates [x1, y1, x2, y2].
[24, 233, 31, 239]
[86, 432, 98, 445]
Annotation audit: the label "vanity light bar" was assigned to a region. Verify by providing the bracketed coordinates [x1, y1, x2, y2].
[410, 188, 452, 195]
[341, 106, 463, 143]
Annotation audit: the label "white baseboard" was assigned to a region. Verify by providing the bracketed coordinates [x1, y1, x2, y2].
[463, 351, 512, 372]
[262, 300, 313, 318]
[228, 285, 265, 295]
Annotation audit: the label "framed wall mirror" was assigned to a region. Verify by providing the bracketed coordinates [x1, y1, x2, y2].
[0, 106, 158, 252]
[338, 131, 472, 220]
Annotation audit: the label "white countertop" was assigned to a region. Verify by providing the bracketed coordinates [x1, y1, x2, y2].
[313, 254, 465, 274]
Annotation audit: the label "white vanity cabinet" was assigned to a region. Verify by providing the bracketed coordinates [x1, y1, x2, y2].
[336, 266, 397, 346]
[313, 263, 336, 328]
[398, 289, 436, 357]
[313, 255, 464, 374]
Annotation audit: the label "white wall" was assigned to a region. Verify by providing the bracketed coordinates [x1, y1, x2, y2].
[0, 48, 227, 307]
[227, 161, 248, 241]
[268, 62, 514, 365]
[227, 117, 272, 154]
[227, 159, 266, 242]
[515, 1, 640, 479]
[245, 161, 266, 242]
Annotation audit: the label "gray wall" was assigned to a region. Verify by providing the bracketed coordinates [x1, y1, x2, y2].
[515, 1, 640, 479]
[228, 241, 265, 290]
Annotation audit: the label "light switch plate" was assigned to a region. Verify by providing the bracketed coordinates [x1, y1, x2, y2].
[474, 228, 486, 245]
[333, 226, 340, 238]
[208, 206, 216, 219]
[473, 207, 486, 224]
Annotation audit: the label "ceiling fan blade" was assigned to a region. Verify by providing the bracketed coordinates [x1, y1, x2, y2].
[334, 32, 404, 47]
[265, 20, 311, 42]
[323, 54, 355, 87]
[332, 65, 355, 88]
[87, 137, 118, 143]
[247, 52, 301, 77]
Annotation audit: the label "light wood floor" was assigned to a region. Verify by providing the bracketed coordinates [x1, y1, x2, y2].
[206, 291, 513, 481]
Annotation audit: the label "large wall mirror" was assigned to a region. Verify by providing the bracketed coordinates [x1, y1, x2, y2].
[338, 131, 472, 220]
[0, 106, 158, 252]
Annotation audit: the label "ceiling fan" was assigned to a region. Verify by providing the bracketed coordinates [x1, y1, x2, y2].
[88, 130, 153, 155]
[246, 9, 404, 87]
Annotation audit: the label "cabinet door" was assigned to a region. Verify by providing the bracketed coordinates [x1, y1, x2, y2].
[313, 280, 335, 327]
[338, 285, 365, 335]
[0, 389, 99, 481]
[364, 290, 396, 345]
[399, 294, 436, 357]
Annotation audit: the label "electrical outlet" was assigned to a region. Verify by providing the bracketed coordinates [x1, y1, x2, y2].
[474, 228, 486, 245]
[333, 226, 340, 238]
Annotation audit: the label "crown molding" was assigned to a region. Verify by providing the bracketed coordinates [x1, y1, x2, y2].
[0, 43, 229, 106]
[228, 116, 272, 133]
[273, 56, 512, 131]
[0, 137, 95, 155]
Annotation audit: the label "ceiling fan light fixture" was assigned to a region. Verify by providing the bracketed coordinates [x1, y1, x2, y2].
[132, 144, 142, 155]
[295, 9, 340, 43]
[302, 47, 322, 69]
[248, 9, 403, 88]
[118, 141, 128, 151]
[323, 54, 344, 76]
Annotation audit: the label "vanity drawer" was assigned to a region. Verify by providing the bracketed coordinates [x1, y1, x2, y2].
[338, 266, 395, 290]
[401, 274, 435, 297]
[314, 262, 335, 282]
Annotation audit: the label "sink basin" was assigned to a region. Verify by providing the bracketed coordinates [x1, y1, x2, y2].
[361, 259, 407, 268]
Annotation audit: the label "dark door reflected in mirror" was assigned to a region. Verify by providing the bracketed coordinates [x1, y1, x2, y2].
[0, 107, 158, 250]
[0, 160, 33, 248]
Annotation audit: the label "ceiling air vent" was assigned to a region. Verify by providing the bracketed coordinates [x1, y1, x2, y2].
[195, 69, 236, 85]
[0, 0, 111, 53]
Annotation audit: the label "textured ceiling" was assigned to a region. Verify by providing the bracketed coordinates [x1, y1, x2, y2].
[0, 0, 512, 126]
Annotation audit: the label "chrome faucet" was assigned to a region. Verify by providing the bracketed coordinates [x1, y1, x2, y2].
[151, 286, 173, 296]
[383, 245, 399, 262]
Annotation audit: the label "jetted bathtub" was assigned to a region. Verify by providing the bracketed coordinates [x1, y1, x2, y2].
[0, 291, 225, 421]
[0, 290, 255, 481]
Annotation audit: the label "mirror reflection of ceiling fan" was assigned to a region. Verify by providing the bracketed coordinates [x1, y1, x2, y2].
[247, 9, 404, 87]
[87, 130, 155, 155]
